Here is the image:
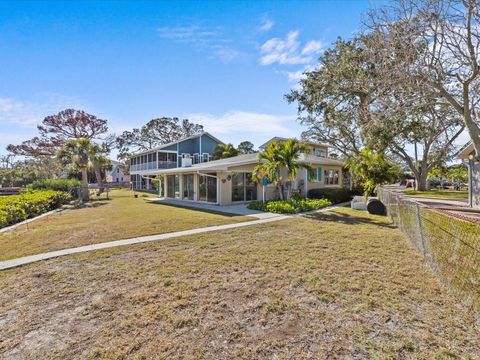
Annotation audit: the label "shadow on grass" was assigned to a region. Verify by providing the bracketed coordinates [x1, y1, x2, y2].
[71, 202, 110, 210]
[304, 209, 396, 229]
[146, 201, 246, 218]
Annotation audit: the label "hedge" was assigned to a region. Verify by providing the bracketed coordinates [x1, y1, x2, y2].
[26, 179, 81, 193]
[247, 198, 332, 214]
[307, 188, 359, 204]
[0, 190, 72, 229]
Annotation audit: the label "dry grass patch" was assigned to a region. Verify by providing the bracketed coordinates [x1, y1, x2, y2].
[0, 208, 478, 359]
[0, 189, 251, 261]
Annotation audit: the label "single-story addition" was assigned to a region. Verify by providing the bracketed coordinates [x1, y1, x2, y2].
[457, 141, 480, 208]
[129, 134, 344, 206]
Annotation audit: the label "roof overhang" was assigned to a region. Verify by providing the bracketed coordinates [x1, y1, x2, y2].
[457, 142, 475, 159]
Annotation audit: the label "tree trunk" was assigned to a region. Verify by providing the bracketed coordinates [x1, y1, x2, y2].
[93, 164, 105, 194]
[416, 173, 428, 191]
[81, 167, 90, 202]
[277, 183, 284, 201]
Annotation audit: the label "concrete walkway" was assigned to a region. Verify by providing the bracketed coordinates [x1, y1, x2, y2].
[0, 203, 346, 271]
[147, 198, 280, 219]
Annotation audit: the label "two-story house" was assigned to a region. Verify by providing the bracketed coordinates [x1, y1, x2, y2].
[106, 161, 130, 184]
[129, 132, 223, 191]
[129, 134, 344, 205]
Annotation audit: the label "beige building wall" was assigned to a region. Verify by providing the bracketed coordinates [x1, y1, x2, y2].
[160, 162, 343, 205]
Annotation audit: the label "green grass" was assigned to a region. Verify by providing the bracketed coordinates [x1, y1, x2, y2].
[0, 189, 251, 261]
[403, 189, 468, 199]
[0, 208, 478, 359]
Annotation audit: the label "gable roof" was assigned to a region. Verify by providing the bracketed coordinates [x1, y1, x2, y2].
[131, 132, 225, 156]
[259, 137, 329, 149]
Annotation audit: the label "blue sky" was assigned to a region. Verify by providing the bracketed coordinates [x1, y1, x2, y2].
[0, 0, 382, 155]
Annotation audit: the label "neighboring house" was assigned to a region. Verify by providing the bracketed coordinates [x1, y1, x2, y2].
[130, 134, 344, 206]
[129, 132, 224, 191]
[457, 141, 480, 208]
[106, 161, 130, 184]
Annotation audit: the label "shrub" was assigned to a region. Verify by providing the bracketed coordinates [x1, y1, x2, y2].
[247, 198, 332, 214]
[0, 190, 72, 228]
[27, 179, 81, 193]
[307, 188, 359, 204]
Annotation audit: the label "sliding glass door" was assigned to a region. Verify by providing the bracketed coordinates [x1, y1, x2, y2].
[232, 172, 257, 202]
[183, 174, 194, 200]
[199, 174, 217, 203]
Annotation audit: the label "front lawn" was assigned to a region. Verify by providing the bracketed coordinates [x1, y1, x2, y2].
[403, 189, 468, 199]
[0, 189, 251, 261]
[0, 208, 478, 359]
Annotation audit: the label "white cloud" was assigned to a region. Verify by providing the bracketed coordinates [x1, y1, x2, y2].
[302, 40, 322, 55]
[187, 111, 295, 136]
[260, 31, 323, 66]
[260, 31, 323, 83]
[0, 98, 37, 126]
[157, 25, 240, 62]
[0, 94, 85, 128]
[258, 18, 274, 32]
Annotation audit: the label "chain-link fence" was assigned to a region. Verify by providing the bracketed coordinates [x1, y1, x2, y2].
[378, 187, 480, 310]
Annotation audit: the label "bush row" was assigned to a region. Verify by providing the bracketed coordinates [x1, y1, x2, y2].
[0, 190, 72, 229]
[26, 179, 81, 193]
[307, 188, 360, 203]
[247, 197, 332, 214]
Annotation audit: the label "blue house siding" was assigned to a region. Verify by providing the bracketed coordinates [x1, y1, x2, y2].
[162, 143, 177, 151]
[130, 132, 223, 172]
[201, 134, 220, 155]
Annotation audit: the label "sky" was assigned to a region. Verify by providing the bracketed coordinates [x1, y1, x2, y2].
[0, 0, 385, 156]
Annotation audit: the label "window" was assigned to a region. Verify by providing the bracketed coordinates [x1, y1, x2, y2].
[167, 153, 177, 163]
[167, 176, 175, 198]
[183, 175, 194, 200]
[117, 168, 120, 173]
[232, 172, 257, 202]
[202, 153, 210, 162]
[324, 169, 339, 185]
[315, 149, 326, 158]
[158, 152, 168, 162]
[308, 168, 322, 182]
[199, 174, 217, 202]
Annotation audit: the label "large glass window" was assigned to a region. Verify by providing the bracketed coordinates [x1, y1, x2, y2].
[167, 175, 175, 198]
[183, 175, 194, 200]
[174, 175, 180, 198]
[324, 169, 339, 185]
[232, 172, 257, 202]
[199, 174, 217, 203]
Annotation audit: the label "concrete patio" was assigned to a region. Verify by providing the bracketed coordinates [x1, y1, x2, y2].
[147, 198, 282, 219]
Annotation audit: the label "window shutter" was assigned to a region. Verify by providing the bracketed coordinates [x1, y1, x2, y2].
[317, 168, 322, 182]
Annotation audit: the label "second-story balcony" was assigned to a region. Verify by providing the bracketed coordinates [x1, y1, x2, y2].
[130, 161, 177, 172]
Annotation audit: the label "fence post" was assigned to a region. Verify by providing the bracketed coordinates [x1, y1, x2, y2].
[415, 204, 426, 257]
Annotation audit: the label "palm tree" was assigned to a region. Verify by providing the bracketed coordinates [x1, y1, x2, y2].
[87, 143, 110, 194]
[345, 147, 399, 197]
[253, 139, 310, 200]
[57, 138, 92, 202]
[213, 143, 239, 159]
